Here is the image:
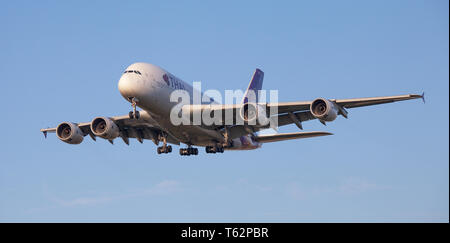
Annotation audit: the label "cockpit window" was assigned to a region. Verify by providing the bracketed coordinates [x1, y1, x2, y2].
[123, 70, 142, 75]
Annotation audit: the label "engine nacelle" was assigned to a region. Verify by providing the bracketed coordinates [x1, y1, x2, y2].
[90, 117, 120, 140]
[239, 103, 270, 126]
[310, 98, 338, 122]
[56, 122, 84, 144]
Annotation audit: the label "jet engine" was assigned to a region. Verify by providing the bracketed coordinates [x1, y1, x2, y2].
[239, 103, 270, 126]
[310, 98, 338, 122]
[56, 122, 84, 144]
[90, 117, 120, 140]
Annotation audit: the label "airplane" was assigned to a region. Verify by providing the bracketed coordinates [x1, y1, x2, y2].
[40, 62, 424, 156]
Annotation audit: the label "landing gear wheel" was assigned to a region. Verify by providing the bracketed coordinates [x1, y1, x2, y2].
[206, 145, 224, 154]
[180, 148, 189, 156]
[180, 147, 198, 156]
[157, 145, 172, 154]
[129, 110, 140, 119]
[206, 146, 215, 153]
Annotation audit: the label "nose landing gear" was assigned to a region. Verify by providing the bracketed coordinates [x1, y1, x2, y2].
[129, 111, 140, 119]
[128, 97, 140, 119]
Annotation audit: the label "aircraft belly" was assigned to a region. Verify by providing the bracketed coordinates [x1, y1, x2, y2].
[169, 125, 224, 146]
[142, 108, 224, 146]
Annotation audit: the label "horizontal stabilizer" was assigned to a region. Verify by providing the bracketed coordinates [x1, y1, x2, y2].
[255, 131, 333, 143]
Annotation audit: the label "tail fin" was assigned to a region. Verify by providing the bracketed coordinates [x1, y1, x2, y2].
[242, 68, 264, 104]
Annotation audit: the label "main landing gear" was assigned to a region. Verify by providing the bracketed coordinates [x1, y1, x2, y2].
[128, 97, 140, 119]
[205, 145, 224, 154]
[157, 133, 172, 154]
[180, 146, 198, 156]
[157, 145, 172, 154]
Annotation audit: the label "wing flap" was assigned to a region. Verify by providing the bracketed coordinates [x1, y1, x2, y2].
[267, 101, 310, 114]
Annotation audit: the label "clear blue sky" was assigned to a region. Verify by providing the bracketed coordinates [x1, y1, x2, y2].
[0, 0, 448, 222]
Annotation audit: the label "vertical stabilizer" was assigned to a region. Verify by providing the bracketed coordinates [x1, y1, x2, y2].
[242, 68, 264, 104]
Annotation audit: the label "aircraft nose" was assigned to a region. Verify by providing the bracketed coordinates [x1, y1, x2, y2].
[118, 75, 140, 101]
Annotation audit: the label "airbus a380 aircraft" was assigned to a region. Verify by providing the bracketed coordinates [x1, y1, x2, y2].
[41, 62, 424, 156]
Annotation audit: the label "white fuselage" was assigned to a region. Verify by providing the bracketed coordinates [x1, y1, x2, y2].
[117, 62, 260, 149]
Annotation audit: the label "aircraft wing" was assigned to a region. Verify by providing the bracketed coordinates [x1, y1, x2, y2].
[40, 110, 180, 145]
[270, 93, 424, 114]
[264, 93, 425, 128]
[182, 93, 424, 130]
[255, 131, 333, 143]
